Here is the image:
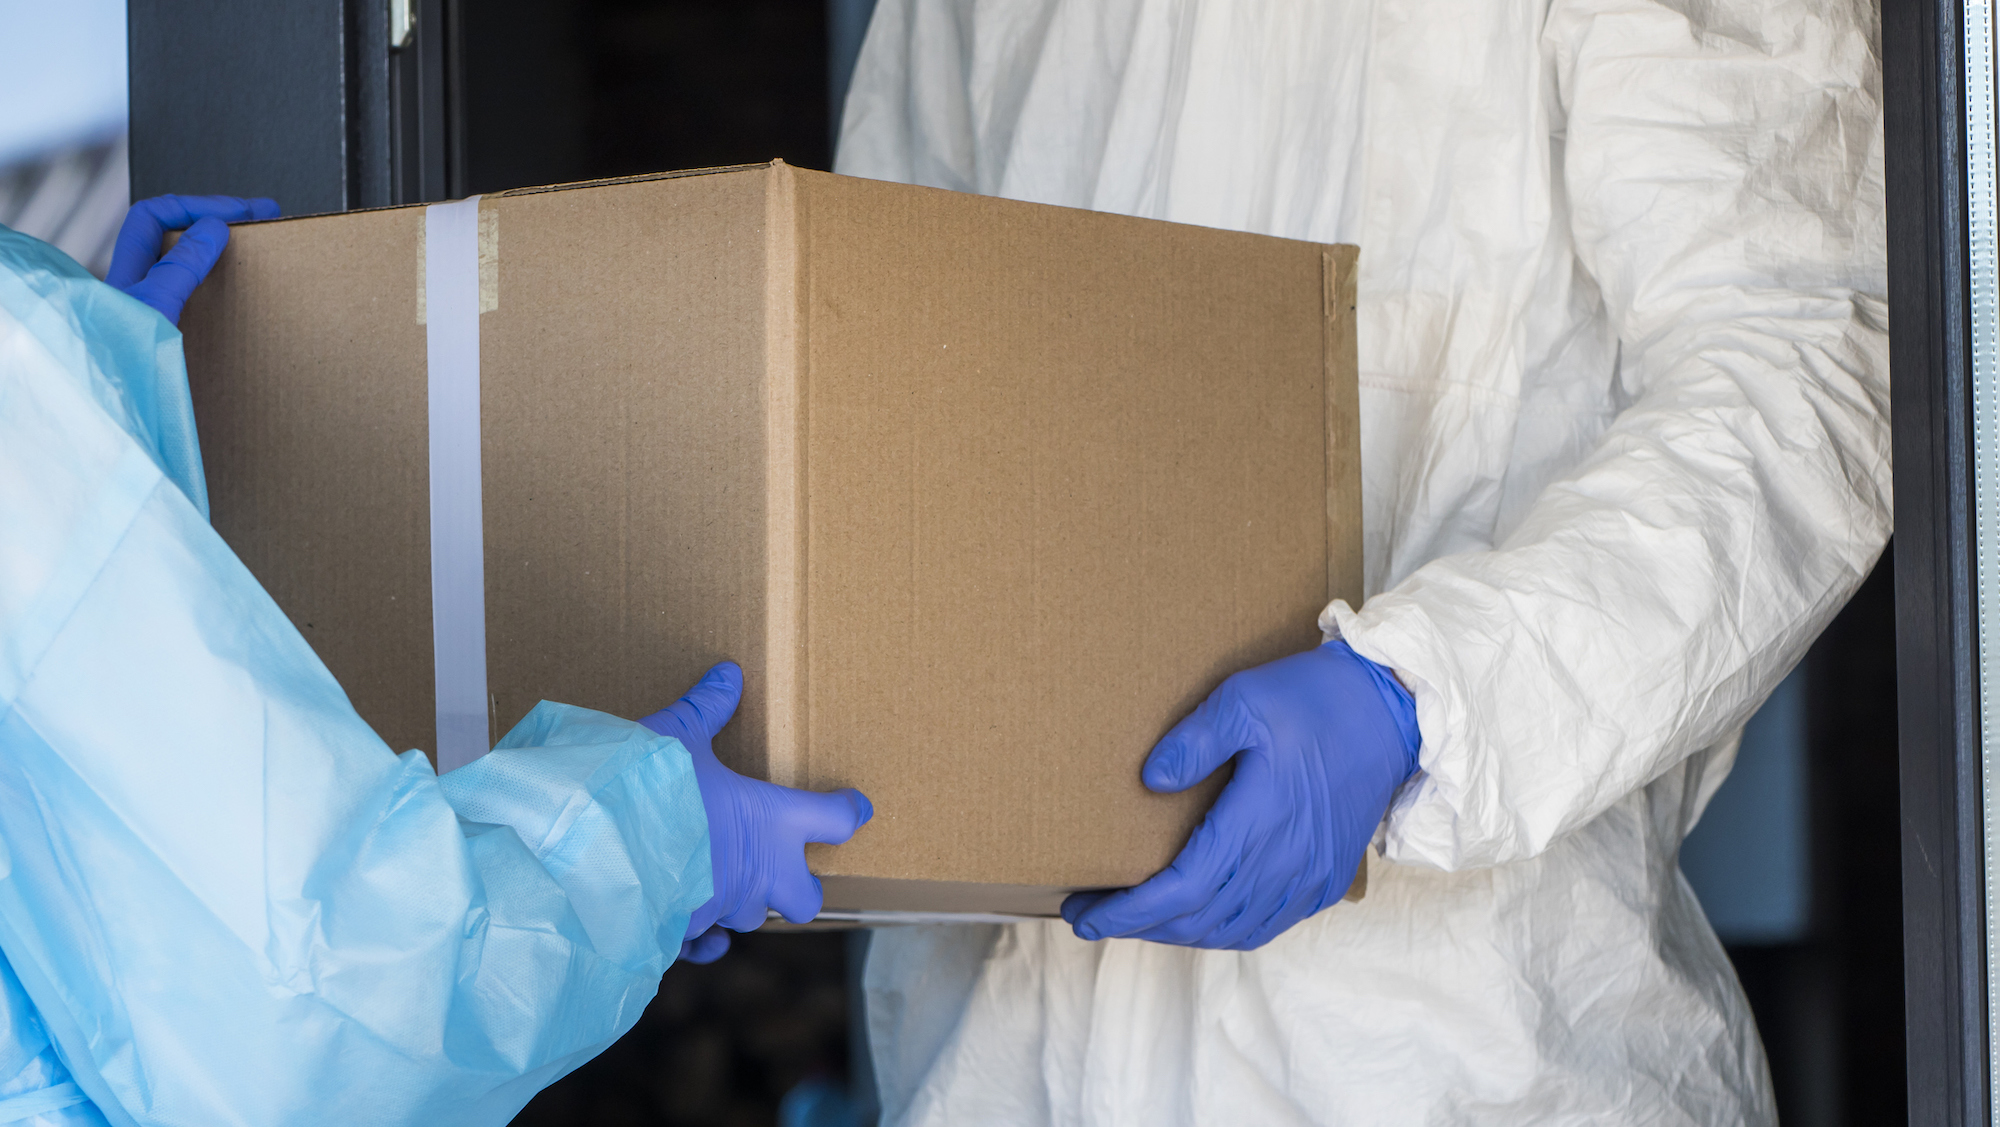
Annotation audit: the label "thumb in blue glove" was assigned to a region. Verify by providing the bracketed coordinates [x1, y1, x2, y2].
[1063, 639, 1420, 950]
[640, 662, 873, 965]
[108, 194, 280, 326]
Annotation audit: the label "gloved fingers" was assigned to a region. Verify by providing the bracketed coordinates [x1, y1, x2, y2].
[1074, 760, 1280, 940]
[1122, 892, 1258, 948]
[1082, 877, 1243, 946]
[685, 893, 723, 941]
[785, 787, 874, 845]
[1115, 861, 1317, 949]
[719, 895, 774, 932]
[1205, 876, 1311, 951]
[767, 867, 827, 925]
[679, 926, 732, 964]
[1220, 844, 1363, 951]
[1060, 890, 1114, 924]
[107, 195, 278, 288]
[645, 662, 743, 743]
[1070, 833, 1233, 940]
[149, 214, 233, 292]
[141, 193, 280, 225]
[121, 215, 235, 326]
[1117, 851, 1303, 948]
[638, 662, 741, 743]
[131, 193, 281, 231]
[1141, 684, 1265, 793]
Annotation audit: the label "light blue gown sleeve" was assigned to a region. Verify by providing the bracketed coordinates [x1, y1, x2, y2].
[0, 226, 713, 1127]
[0, 951, 108, 1127]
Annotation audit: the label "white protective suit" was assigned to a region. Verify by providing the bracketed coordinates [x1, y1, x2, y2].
[836, 0, 1888, 1123]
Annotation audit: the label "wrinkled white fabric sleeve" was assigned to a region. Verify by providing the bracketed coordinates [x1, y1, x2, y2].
[1329, 0, 1890, 870]
[0, 231, 712, 1127]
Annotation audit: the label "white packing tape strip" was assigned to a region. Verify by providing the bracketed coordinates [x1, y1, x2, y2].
[425, 196, 490, 772]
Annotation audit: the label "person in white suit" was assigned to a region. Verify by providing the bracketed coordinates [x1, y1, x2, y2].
[836, 0, 1888, 1122]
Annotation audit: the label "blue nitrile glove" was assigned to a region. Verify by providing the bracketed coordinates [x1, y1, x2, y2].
[641, 663, 874, 964]
[1063, 639, 1420, 950]
[107, 194, 280, 325]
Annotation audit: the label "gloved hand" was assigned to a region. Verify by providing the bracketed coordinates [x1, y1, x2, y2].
[107, 194, 279, 325]
[1063, 639, 1420, 950]
[640, 662, 873, 964]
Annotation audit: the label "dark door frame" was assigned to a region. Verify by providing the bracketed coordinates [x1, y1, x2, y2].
[1886, 0, 1989, 1121]
[127, 0, 460, 211]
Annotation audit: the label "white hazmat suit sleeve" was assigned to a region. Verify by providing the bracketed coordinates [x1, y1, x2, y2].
[0, 225, 712, 1126]
[1329, 0, 1890, 870]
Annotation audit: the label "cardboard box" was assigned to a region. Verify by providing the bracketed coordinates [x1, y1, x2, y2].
[180, 161, 1361, 917]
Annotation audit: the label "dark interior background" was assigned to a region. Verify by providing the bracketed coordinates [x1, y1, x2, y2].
[449, 4, 1909, 1124]
[459, 0, 833, 197]
[1744, 557, 1905, 1126]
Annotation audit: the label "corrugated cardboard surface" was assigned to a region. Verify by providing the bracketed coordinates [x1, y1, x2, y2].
[186, 206, 436, 750]
[788, 170, 1336, 892]
[478, 171, 784, 779]
[182, 163, 1360, 915]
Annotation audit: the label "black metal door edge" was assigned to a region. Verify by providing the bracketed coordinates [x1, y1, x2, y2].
[388, 0, 463, 206]
[1886, 0, 1989, 1120]
[129, 0, 460, 212]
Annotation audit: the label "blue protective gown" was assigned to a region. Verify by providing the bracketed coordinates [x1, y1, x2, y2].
[0, 224, 712, 1126]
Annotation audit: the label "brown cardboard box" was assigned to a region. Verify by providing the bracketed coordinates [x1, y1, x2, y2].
[180, 161, 1361, 918]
